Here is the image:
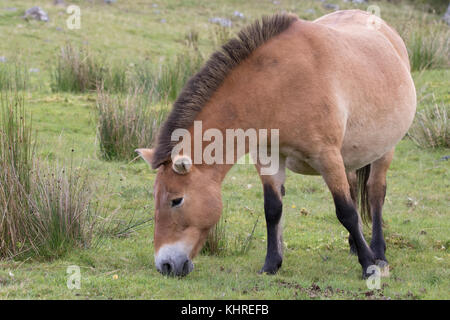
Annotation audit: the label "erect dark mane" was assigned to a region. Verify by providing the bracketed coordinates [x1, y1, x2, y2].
[151, 13, 298, 169]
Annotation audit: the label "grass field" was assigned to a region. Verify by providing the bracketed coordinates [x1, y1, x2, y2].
[0, 0, 449, 299]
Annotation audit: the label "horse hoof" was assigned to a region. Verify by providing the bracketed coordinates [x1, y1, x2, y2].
[259, 266, 280, 275]
[376, 259, 390, 277]
[362, 260, 389, 279]
[259, 270, 279, 275]
[362, 269, 372, 280]
[259, 255, 282, 275]
[259, 263, 281, 275]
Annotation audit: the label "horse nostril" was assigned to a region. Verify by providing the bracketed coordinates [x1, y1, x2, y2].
[157, 257, 193, 277]
[161, 262, 173, 275]
[181, 259, 193, 276]
[182, 260, 190, 274]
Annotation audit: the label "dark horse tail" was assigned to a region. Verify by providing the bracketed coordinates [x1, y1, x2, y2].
[356, 164, 371, 224]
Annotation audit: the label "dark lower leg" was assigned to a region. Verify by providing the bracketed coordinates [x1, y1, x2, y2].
[333, 194, 375, 277]
[348, 234, 357, 255]
[260, 184, 283, 274]
[369, 186, 387, 262]
[346, 171, 358, 255]
[367, 149, 393, 264]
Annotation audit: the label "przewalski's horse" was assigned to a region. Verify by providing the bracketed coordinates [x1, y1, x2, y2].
[136, 10, 416, 278]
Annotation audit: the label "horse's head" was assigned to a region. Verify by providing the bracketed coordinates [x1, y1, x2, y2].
[136, 149, 222, 277]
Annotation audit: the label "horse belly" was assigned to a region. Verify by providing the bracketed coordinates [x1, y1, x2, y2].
[286, 157, 319, 175]
[341, 138, 393, 171]
[336, 45, 416, 169]
[341, 91, 416, 170]
[282, 147, 320, 175]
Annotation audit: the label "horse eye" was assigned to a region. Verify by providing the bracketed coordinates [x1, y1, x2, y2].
[171, 197, 184, 208]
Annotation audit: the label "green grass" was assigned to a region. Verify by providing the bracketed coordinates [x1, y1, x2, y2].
[0, 0, 448, 299]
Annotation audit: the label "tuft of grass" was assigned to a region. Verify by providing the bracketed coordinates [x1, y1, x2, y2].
[132, 61, 157, 96]
[51, 44, 104, 93]
[96, 86, 168, 161]
[209, 25, 234, 48]
[201, 206, 260, 257]
[398, 12, 450, 71]
[154, 49, 204, 101]
[408, 98, 449, 148]
[201, 214, 228, 256]
[0, 62, 28, 91]
[0, 91, 104, 259]
[105, 62, 130, 93]
[128, 45, 203, 102]
[408, 29, 449, 71]
[26, 162, 100, 259]
[0, 91, 34, 258]
[51, 44, 129, 93]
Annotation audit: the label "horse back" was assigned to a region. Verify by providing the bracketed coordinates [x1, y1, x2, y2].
[247, 10, 416, 170]
[313, 10, 410, 70]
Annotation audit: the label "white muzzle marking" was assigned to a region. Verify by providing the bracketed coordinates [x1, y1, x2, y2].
[155, 241, 194, 276]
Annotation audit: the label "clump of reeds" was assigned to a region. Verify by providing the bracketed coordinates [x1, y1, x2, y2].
[0, 91, 105, 259]
[407, 27, 449, 71]
[0, 62, 28, 91]
[51, 44, 129, 93]
[96, 86, 168, 161]
[408, 98, 449, 148]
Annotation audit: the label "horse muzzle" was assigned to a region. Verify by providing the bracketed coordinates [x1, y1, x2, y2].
[155, 243, 194, 277]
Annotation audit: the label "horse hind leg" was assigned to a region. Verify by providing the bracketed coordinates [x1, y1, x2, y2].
[316, 149, 375, 279]
[367, 148, 395, 274]
[346, 170, 362, 255]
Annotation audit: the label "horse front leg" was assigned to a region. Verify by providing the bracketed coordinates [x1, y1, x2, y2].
[256, 160, 286, 274]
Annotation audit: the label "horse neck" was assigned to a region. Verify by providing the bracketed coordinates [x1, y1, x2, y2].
[186, 85, 256, 183]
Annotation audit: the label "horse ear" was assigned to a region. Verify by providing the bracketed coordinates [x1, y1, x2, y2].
[172, 155, 192, 175]
[135, 148, 155, 166]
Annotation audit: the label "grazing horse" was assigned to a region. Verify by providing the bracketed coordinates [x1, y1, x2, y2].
[136, 10, 416, 278]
